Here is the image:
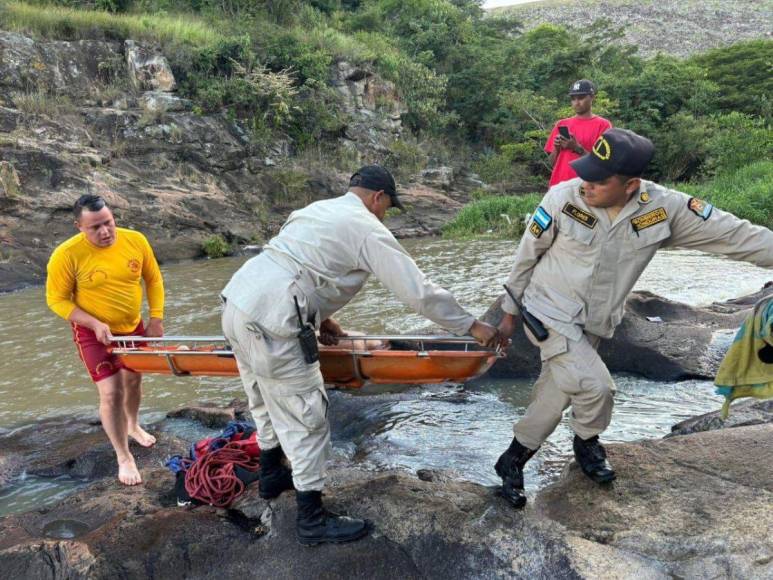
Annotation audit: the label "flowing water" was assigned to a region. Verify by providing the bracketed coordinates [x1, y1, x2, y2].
[0, 239, 770, 516]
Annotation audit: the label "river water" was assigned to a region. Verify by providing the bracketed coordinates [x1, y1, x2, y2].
[0, 239, 770, 516]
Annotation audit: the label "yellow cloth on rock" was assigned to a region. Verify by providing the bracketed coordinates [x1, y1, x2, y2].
[46, 228, 164, 333]
[714, 295, 773, 418]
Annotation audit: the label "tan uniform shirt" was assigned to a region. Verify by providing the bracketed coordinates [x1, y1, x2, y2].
[503, 178, 773, 340]
[223, 192, 476, 339]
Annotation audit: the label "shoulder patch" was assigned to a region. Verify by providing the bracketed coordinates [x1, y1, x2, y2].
[631, 207, 668, 232]
[529, 206, 552, 238]
[562, 202, 597, 229]
[687, 197, 713, 220]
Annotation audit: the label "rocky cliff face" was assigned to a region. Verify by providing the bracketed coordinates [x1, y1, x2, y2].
[504, 0, 769, 58]
[0, 31, 471, 292]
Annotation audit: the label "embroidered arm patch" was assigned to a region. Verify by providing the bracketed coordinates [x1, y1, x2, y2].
[687, 197, 714, 220]
[529, 206, 552, 238]
[631, 207, 668, 232]
[562, 202, 597, 229]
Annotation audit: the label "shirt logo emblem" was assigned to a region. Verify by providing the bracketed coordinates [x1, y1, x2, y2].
[631, 207, 668, 232]
[562, 202, 598, 229]
[687, 197, 713, 220]
[592, 136, 611, 160]
[639, 191, 651, 204]
[127, 259, 141, 273]
[528, 206, 552, 238]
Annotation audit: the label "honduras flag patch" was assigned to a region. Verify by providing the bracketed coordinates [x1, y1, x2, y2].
[529, 206, 552, 238]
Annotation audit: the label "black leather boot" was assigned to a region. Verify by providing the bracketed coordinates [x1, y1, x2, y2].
[296, 490, 368, 546]
[494, 436, 538, 508]
[259, 446, 294, 499]
[573, 435, 616, 483]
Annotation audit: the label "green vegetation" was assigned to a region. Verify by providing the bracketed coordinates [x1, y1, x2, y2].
[0, 0, 769, 235]
[10, 88, 75, 115]
[442, 193, 542, 239]
[201, 234, 231, 258]
[1, 1, 222, 46]
[679, 161, 773, 230]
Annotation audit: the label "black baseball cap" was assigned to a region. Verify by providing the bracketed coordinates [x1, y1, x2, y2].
[349, 165, 404, 210]
[568, 79, 596, 96]
[570, 128, 655, 182]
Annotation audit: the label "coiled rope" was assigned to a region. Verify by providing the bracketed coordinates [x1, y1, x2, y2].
[183, 442, 260, 508]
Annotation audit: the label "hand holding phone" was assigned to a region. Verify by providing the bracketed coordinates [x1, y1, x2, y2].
[558, 125, 570, 139]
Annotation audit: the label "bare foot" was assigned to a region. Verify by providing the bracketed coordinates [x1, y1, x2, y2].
[128, 426, 157, 448]
[118, 457, 142, 486]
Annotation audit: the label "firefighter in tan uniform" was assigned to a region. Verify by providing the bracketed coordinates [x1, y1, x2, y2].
[495, 129, 773, 508]
[221, 165, 499, 543]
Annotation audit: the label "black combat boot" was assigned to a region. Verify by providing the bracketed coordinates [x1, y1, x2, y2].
[258, 446, 295, 499]
[296, 490, 368, 546]
[494, 436, 538, 508]
[573, 435, 616, 483]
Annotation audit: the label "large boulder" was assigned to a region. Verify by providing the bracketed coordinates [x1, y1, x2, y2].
[486, 284, 772, 380]
[2, 407, 771, 578]
[0, 465, 664, 579]
[124, 40, 176, 92]
[536, 423, 773, 579]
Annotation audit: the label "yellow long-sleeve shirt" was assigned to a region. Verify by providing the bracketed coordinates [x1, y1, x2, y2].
[46, 228, 164, 333]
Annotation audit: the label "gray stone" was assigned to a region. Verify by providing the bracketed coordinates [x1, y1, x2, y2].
[125, 40, 176, 92]
[668, 399, 773, 437]
[419, 166, 455, 190]
[3, 410, 770, 578]
[0, 32, 122, 106]
[139, 90, 191, 113]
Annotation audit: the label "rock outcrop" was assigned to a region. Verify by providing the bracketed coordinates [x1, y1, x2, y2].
[0, 32, 466, 292]
[1, 406, 771, 578]
[506, 0, 768, 58]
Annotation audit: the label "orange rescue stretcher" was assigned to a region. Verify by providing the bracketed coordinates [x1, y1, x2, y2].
[110, 335, 501, 389]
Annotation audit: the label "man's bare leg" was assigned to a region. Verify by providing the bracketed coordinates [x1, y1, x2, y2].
[96, 373, 141, 485]
[123, 370, 156, 447]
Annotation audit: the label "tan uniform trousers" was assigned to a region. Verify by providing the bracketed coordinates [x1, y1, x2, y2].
[222, 301, 331, 492]
[514, 328, 616, 450]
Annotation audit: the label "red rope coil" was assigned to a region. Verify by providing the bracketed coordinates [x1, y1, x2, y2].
[184, 442, 260, 508]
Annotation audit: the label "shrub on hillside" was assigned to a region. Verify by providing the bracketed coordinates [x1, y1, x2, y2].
[692, 40, 773, 118]
[701, 113, 773, 178]
[201, 234, 231, 258]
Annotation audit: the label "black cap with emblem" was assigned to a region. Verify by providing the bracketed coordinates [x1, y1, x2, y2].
[570, 128, 655, 182]
[568, 79, 596, 96]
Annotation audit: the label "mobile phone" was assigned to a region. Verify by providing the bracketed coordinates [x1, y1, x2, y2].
[558, 126, 570, 139]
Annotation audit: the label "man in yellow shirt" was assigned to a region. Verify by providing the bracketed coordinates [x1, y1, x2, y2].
[46, 194, 165, 486]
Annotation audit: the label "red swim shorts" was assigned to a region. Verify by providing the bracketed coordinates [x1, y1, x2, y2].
[72, 321, 145, 382]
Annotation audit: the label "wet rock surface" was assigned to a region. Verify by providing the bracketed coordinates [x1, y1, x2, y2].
[486, 284, 772, 381]
[0, 416, 186, 482]
[668, 399, 773, 437]
[1, 400, 771, 578]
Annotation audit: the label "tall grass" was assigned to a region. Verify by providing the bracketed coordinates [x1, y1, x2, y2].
[0, 1, 223, 48]
[442, 193, 543, 239]
[678, 161, 773, 229]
